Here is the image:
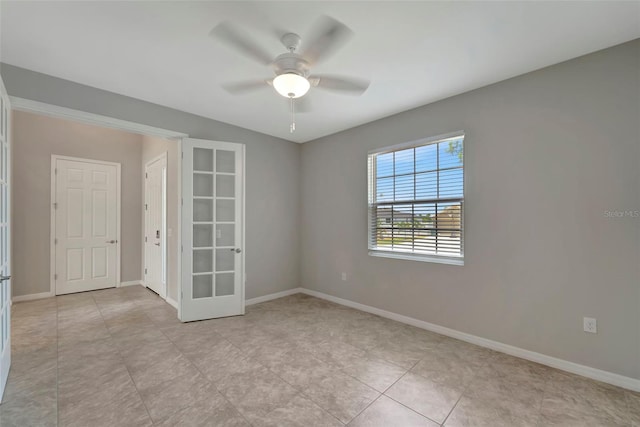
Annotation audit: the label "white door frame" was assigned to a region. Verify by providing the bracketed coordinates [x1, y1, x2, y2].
[0, 76, 12, 402]
[12, 96, 187, 318]
[143, 151, 168, 299]
[50, 155, 122, 295]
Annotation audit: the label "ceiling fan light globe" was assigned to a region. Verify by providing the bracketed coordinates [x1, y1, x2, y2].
[273, 73, 310, 98]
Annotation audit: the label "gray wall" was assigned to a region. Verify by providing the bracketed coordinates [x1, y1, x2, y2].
[301, 40, 640, 379]
[141, 135, 180, 302]
[2, 64, 301, 300]
[11, 111, 143, 296]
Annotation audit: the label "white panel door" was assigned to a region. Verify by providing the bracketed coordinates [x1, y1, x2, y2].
[54, 158, 119, 295]
[181, 139, 244, 322]
[144, 155, 166, 297]
[0, 76, 12, 401]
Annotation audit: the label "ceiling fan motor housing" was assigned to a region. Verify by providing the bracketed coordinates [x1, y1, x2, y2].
[274, 52, 310, 77]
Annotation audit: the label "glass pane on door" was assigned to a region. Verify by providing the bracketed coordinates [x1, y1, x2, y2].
[216, 150, 235, 173]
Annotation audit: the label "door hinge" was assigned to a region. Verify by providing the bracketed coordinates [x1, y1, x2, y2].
[181, 151, 184, 159]
[53, 202, 58, 209]
[54, 238, 58, 244]
[144, 268, 147, 275]
[145, 172, 148, 179]
[181, 198, 183, 206]
[54, 274, 57, 280]
[54, 168, 58, 175]
[145, 236, 147, 243]
[181, 245, 183, 253]
[145, 204, 148, 211]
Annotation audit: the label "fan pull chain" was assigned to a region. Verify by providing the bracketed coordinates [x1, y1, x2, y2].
[289, 96, 296, 133]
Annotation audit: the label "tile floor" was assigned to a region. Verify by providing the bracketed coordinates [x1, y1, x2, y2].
[0, 286, 638, 426]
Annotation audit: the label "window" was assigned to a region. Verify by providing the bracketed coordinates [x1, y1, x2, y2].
[368, 132, 464, 265]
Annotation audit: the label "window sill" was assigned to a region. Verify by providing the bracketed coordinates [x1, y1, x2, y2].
[368, 250, 464, 266]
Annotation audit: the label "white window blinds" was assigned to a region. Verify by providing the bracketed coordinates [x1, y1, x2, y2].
[368, 132, 464, 262]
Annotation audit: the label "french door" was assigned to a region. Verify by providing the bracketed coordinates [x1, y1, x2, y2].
[53, 157, 119, 295]
[0, 77, 12, 401]
[181, 139, 245, 322]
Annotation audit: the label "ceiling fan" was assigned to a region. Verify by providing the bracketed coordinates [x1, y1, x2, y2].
[210, 16, 370, 132]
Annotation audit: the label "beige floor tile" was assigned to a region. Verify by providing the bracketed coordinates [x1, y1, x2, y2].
[143, 305, 180, 325]
[58, 378, 151, 427]
[0, 387, 57, 427]
[628, 391, 640, 426]
[264, 348, 337, 391]
[464, 360, 546, 409]
[303, 337, 369, 370]
[58, 363, 133, 411]
[6, 342, 57, 379]
[538, 406, 629, 427]
[137, 371, 216, 423]
[385, 372, 464, 424]
[155, 394, 249, 426]
[2, 356, 56, 402]
[129, 352, 200, 391]
[348, 395, 438, 427]
[366, 340, 427, 370]
[5, 289, 639, 427]
[541, 370, 629, 425]
[341, 355, 407, 392]
[187, 339, 263, 384]
[445, 393, 540, 427]
[120, 338, 184, 373]
[217, 364, 299, 424]
[255, 395, 343, 427]
[302, 369, 380, 423]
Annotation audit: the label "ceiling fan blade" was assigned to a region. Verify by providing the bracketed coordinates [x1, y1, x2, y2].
[300, 15, 353, 66]
[311, 75, 370, 95]
[210, 21, 273, 66]
[221, 79, 271, 95]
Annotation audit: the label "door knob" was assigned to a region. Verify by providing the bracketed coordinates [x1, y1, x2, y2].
[230, 248, 242, 253]
[0, 276, 10, 282]
[107, 240, 117, 244]
[154, 243, 160, 246]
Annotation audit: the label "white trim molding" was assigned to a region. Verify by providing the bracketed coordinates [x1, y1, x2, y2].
[245, 288, 303, 306]
[298, 288, 640, 393]
[12, 291, 55, 303]
[9, 97, 188, 140]
[120, 280, 142, 287]
[166, 297, 179, 310]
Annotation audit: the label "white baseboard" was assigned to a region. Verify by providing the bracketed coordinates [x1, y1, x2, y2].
[299, 288, 640, 393]
[245, 287, 303, 306]
[120, 280, 142, 287]
[12, 291, 55, 303]
[166, 297, 179, 309]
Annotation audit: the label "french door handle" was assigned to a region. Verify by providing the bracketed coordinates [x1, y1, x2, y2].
[154, 243, 160, 246]
[107, 240, 118, 244]
[0, 276, 10, 282]
[230, 248, 242, 253]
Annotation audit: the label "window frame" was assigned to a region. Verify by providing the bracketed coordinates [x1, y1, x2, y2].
[367, 131, 465, 266]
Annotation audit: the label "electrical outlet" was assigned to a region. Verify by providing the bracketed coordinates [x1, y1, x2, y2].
[583, 317, 597, 334]
[341, 272, 347, 281]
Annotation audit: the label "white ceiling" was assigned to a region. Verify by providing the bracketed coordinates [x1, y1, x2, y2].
[2, 1, 638, 143]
